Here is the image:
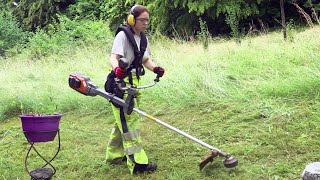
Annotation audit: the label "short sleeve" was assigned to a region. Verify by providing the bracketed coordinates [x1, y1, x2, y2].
[111, 31, 126, 57]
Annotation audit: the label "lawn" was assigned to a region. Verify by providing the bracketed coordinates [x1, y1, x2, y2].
[1, 26, 320, 179]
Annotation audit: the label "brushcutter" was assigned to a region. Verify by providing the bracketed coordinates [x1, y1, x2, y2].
[68, 70, 238, 170]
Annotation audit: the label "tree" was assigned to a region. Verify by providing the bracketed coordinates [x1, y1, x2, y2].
[280, 0, 287, 40]
[12, 0, 75, 31]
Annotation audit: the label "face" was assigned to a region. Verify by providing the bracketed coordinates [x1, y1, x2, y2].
[134, 11, 149, 33]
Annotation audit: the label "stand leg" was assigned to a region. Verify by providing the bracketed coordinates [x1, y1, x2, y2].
[24, 130, 61, 179]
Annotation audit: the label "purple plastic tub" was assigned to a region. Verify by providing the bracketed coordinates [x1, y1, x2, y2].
[20, 114, 62, 143]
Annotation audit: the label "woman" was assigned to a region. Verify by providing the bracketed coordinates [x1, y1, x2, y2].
[105, 5, 165, 174]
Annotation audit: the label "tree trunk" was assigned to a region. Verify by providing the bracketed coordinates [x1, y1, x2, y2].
[280, 0, 287, 40]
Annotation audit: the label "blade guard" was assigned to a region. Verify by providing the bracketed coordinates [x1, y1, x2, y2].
[69, 72, 97, 96]
[199, 151, 219, 170]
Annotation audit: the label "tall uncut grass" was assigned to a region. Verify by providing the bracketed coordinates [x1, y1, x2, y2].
[0, 26, 320, 179]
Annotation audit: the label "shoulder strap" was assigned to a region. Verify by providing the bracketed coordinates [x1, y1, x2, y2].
[116, 26, 140, 55]
[139, 32, 147, 56]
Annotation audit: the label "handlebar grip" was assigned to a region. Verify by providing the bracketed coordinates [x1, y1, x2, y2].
[154, 75, 160, 82]
[119, 58, 129, 70]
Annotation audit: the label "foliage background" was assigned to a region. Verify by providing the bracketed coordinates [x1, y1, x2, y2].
[0, 0, 319, 56]
[1, 0, 320, 33]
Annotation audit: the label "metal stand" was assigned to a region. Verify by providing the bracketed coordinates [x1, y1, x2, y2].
[24, 130, 61, 180]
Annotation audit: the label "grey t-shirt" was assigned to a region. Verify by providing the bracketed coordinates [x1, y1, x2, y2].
[111, 31, 151, 67]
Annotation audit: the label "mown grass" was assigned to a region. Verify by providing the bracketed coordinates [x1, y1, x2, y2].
[1, 26, 320, 179]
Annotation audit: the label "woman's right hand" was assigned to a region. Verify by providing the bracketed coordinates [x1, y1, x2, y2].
[114, 66, 126, 79]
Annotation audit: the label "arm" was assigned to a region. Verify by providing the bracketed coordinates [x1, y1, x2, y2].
[142, 37, 157, 71]
[109, 53, 126, 79]
[143, 58, 165, 77]
[110, 31, 126, 71]
[109, 53, 121, 71]
[142, 58, 157, 71]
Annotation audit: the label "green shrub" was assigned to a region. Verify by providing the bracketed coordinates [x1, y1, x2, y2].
[18, 16, 113, 59]
[56, 16, 113, 45]
[66, 0, 102, 20]
[0, 12, 30, 56]
[12, 0, 75, 31]
[197, 18, 209, 50]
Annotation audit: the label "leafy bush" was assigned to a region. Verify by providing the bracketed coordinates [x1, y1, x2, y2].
[12, 0, 75, 31]
[0, 12, 30, 55]
[56, 15, 113, 45]
[197, 18, 209, 50]
[99, 0, 132, 32]
[66, 0, 102, 20]
[17, 16, 113, 59]
[60, 0, 128, 33]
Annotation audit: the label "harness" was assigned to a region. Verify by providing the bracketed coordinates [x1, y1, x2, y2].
[115, 25, 147, 84]
[104, 26, 147, 108]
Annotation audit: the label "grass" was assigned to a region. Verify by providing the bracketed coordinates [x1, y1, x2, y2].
[1, 26, 320, 179]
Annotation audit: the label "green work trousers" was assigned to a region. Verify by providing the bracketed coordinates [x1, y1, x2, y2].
[106, 74, 148, 174]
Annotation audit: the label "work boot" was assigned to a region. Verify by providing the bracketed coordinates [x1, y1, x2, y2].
[133, 163, 157, 174]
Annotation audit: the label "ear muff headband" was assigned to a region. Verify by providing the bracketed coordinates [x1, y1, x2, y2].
[127, 5, 139, 26]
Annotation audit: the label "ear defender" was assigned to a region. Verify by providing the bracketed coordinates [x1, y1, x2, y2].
[127, 5, 138, 26]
